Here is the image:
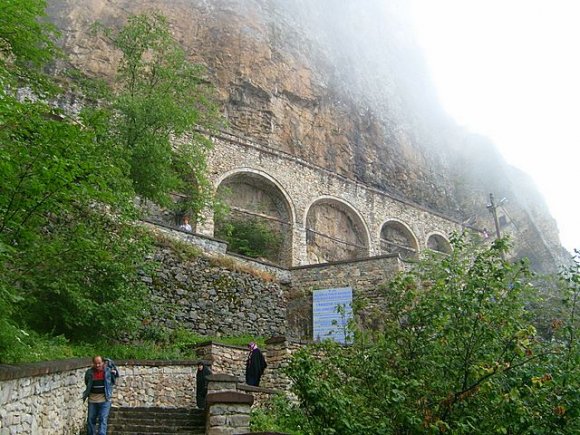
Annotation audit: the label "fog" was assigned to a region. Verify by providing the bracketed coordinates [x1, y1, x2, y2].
[268, 0, 579, 252]
[409, 0, 580, 252]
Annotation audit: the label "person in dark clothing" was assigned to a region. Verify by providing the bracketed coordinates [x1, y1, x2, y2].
[196, 362, 212, 409]
[245, 342, 267, 386]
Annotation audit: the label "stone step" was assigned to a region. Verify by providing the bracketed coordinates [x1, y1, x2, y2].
[111, 407, 203, 416]
[112, 432, 205, 435]
[107, 425, 203, 433]
[110, 412, 204, 423]
[107, 407, 205, 435]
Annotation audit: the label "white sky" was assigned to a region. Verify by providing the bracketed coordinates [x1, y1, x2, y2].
[408, 0, 580, 253]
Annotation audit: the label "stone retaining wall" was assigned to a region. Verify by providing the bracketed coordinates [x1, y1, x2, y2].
[115, 360, 198, 408]
[0, 359, 88, 435]
[0, 340, 306, 433]
[195, 342, 248, 382]
[287, 255, 405, 339]
[0, 359, 199, 435]
[193, 339, 303, 395]
[141, 223, 408, 342]
[144, 246, 288, 338]
[144, 220, 228, 255]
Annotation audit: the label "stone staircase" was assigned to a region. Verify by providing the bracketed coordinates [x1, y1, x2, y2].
[107, 406, 205, 434]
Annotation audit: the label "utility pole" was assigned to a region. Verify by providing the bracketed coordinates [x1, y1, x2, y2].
[487, 193, 501, 240]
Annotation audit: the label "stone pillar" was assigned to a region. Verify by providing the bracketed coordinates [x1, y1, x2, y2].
[206, 374, 253, 435]
[263, 336, 293, 392]
[195, 207, 215, 237]
[207, 374, 240, 393]
[206, 391, 253, 435]
[294, 226, 308, 266]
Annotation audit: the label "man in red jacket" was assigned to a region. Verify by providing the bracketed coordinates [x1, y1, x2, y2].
[82, 355, 119, 435]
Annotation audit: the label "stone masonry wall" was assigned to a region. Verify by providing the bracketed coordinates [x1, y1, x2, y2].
[142, 225, 407, 342]
[287, 254, 405, 339]
[115, 361, 198, 408]
[144, 245, 288, 338]
[200, 132, 464, 266]
[144, 220, 228, 256]
[197, 340, 302, 409]
[195, 343, 248, 382]
[0, 359, 200, 435]
[261, 337, 304, 393]
[0, 359, 87, 435]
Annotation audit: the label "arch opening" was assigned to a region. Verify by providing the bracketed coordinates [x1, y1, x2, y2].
[427, 234, 452, 255]
[305, 198, 369, 264]
[380, 220, 418, 259]
[214, 171, 293, 267]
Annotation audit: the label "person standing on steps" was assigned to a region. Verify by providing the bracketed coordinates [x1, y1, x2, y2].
[196, 361, 212, 409]
[83, 355, 119, 435]
[245, 342, 267, 387]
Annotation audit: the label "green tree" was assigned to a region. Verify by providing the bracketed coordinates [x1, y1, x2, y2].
[273, 236, 578, 434]
[0, 0, 60, 90]
[93, 12, 223, 217]
[0, 0, 152, 360]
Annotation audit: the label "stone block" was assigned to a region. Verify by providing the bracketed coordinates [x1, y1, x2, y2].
[229, 414, 250, 427]
[209, 415, 228, 425]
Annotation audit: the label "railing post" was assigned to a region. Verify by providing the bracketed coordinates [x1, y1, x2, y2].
[205, 374, 253, 434]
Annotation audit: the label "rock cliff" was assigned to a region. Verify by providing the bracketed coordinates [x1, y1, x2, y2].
[45, 0, 570, 272]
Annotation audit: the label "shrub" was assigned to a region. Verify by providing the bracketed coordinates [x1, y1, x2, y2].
[215, 218, 282, 261]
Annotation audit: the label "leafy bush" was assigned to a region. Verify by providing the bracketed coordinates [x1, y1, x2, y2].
[279, 236, 579, 434]
[216, 218, 282, 261]
[251, 394, 309, 435]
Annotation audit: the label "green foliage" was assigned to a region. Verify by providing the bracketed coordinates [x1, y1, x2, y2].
[0, 5, 229, 363]
[216, 218, 282, 261]
[0, 2, 159, 361]
[216, 334, 266, 348]
[279, 235, 579, 434]
[136, 325, 265, 349]
[92, 12, 223, 216]
[251, 394, 309, 435]
[0, 0, 60, 91]
[0, 328, 266, 364]
[14, 220, 152, 341]
[0, 92, 152, 354]
[0, 331, 77, 364]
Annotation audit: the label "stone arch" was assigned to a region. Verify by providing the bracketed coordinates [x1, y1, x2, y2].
[304, 196, 371, 264]
[379, 219, 419, 259]
[214, 168, 295, 267]
[426, 233, 452, 255]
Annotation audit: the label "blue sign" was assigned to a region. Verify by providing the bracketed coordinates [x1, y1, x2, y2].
[313, 287, 353, 344]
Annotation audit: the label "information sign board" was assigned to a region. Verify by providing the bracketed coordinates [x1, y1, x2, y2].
[312, 287, 353, 343]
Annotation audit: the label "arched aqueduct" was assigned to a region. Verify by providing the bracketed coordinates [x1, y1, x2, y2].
[194, 132, 457, 267]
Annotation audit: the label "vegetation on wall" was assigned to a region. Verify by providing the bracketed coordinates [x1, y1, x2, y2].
[215, 217, 282, 262]
[253, 236, 579, 434]
[0, 1, 222, 363]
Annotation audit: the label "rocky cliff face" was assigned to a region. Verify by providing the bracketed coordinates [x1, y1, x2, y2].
[45, 0, 570, 272]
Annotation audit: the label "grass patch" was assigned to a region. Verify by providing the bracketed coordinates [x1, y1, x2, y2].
[150, 226, 276, 281]
[151, 230, 202, 260]
[208, 254, 275, 282]
[1, 328, 267, 364]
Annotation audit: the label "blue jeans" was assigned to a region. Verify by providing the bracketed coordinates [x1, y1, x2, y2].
[87, 400, 111, 435]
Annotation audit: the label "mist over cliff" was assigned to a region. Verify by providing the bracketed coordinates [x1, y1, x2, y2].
[45, 0, 570, 272]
